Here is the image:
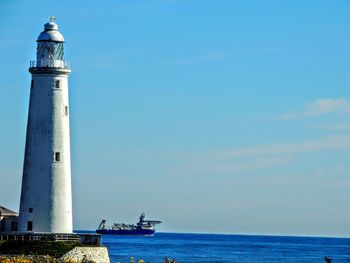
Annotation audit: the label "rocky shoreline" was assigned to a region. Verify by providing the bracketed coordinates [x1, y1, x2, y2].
[0, 246, 110, 263]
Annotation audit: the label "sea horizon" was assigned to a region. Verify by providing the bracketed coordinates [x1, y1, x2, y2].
[75, 230, 350, 240]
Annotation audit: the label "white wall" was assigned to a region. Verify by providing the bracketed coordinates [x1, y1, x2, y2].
[18, 71, 72, 233]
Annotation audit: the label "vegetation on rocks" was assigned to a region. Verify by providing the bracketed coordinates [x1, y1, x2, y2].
[0, 241, 82, 257]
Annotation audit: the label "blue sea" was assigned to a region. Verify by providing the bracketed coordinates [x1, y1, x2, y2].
[100, 232, 350, 263]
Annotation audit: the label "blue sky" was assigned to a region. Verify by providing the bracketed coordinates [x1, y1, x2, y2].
[1, 0, 350, 237]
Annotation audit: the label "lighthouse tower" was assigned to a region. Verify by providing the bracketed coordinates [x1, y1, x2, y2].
[18, 18, 73, 233]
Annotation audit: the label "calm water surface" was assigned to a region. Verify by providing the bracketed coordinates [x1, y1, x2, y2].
[99, 232, 350, 263]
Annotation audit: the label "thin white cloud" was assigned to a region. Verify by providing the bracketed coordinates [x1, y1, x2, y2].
[313, 122, 350, 131]
[305, 98, 350, 116]
[178, 134, 350, 174]
[207, 134, 350, 160]
[185, 155, 294, 174]
[281, 98, 350, 120]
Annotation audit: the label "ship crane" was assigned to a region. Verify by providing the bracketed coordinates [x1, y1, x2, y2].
[138, 212, 162, 225]
[98, 220, 107, 230]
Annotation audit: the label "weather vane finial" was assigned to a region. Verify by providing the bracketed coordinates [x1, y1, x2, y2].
[50, 16, 56, 22]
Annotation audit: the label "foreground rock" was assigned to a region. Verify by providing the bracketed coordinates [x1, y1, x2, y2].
[61, 247, 110, 263]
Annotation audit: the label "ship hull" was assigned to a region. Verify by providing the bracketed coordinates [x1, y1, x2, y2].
[96, 229, 156, 236]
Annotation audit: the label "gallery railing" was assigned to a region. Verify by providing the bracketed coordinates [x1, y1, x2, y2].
[30, 59, 70, 69]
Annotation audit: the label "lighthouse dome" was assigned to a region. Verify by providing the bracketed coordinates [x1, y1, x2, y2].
[37, 21, 64, 42]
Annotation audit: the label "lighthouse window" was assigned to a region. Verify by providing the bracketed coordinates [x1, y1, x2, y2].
[31, 80, 34, 90]
[11, 221, 18, 231]
[28, 208, 33, 213]
[64, 106, 68, 116]
[55, 152, 61, 162]
[27, 221, 33, 231]
[55, 80, 61, 89]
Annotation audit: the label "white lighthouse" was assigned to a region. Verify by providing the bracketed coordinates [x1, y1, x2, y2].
[18, 18, 73, 233]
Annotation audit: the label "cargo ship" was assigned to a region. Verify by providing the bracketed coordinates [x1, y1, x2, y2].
[96, 212, 161, 235]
